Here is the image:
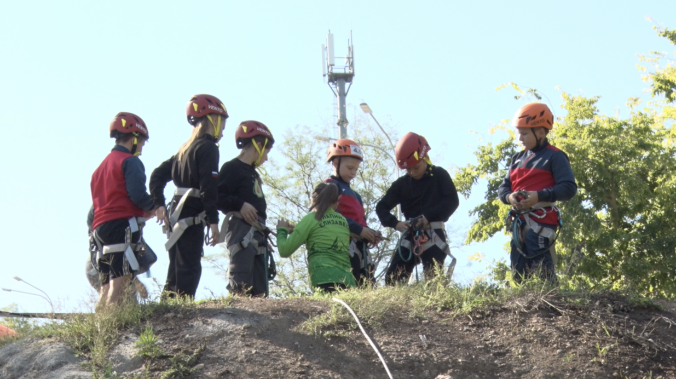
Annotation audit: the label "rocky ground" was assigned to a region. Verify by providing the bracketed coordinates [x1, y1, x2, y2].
[1, 292, 675, 379]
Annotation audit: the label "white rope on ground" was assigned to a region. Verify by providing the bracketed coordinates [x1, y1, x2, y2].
[332, 297, 393, 379]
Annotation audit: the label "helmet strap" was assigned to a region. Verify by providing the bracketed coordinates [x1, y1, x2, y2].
[131, 132, 140, 156]
[532, 128, 543, 149]
[206, 114, 222, 137]
[423, 156, 434, 176]
[336, 157, 343, 181]
[253, 138, 268, 167]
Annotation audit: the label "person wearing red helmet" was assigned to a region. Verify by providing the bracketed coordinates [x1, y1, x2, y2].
[376, 132, 460, 285]
[498, 103, 577, 283]
[324, 139, 384, 286]
[150, 94, 227, 299]
[217, 120, 275, 296]
[90, 112, 156, 308]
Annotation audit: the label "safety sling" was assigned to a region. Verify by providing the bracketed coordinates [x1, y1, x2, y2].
[91, 217, 146, 275]
[397, 220, 457, 280]
[219, 212, 277, 278]
[219, 212, 276, 296]
[349, 233, 374, 273]
[506, 201, 561, 263]
[163, 187, 206, 250]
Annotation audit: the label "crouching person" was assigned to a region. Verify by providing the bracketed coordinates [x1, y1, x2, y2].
[90, 112, 156, 309]
[276, 183, 356, 293]
[498, 103, 577, 283]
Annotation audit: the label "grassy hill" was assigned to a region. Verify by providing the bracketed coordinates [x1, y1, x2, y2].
[1, 280, 675, 379]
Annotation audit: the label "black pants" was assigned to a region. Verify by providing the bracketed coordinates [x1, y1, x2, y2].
[95, 218, 140, 286]
[164, 224, 203, 298]
[386, 231, 447, 285]
[315, 283, 347, 293]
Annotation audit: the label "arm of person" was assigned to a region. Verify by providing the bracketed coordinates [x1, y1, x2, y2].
[216, 162, 245, 213]
[197, 142, 220, 225]
[276, 215, 313, 258]
[87, 205, 94, 233]
[123, 157, 155, 211]
[422, 167, 460, 222]
[537, 151, 577, 202]
[498, 160, 514, 205]
[376, 180, 402, 229]
[149, 156, 174, 209]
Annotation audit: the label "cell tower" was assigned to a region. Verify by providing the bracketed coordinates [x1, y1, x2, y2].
[322, 31, 354, 139]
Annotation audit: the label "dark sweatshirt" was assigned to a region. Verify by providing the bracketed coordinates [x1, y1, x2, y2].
[217, 158, 267, 220]
[497, 139, 577, 225]
[376, 165, 459, 228]
[149, 134, 220, 224]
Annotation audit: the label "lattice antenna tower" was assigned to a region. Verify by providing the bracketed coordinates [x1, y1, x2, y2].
[322, 31, 354, 139]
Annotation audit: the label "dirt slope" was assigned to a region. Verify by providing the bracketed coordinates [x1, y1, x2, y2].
[1, 292, 675, 379]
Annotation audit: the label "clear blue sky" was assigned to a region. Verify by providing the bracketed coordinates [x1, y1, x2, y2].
[1, 0, 674, 312]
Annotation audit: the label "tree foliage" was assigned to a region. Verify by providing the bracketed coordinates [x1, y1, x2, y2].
[455, 29, 676, 298]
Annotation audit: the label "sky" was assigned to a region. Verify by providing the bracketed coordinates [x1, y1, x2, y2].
[1, 0, 675, 313]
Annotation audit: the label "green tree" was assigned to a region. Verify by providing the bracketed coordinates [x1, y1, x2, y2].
[455, 29, 676, 297]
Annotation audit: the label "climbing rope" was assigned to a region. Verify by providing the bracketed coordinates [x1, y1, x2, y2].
[332, 298, 393, 379]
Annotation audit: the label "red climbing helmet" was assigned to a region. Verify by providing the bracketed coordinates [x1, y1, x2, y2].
[235, 120, 275, 149]
[109, 112, 149, 139]
[512, 102, 554, 130]
[326, 139, 364, 162]
[186, 94, 228, 126]
[395, 132, 430, 169]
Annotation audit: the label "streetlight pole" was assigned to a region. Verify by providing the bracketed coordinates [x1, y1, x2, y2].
[2, 288, 54, 314]
[359, 103, 396, 155]
[11, 276, 54, 313]
[358, 103, 403, 221]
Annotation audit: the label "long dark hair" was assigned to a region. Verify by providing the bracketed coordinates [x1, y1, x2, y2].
[310, 183, 340, 221]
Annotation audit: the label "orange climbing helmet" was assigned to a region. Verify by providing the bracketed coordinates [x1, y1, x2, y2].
[512, 103, 554, 130]
[109, 112, 149, 139]
[395, 132, 430, 169]
[326, 139, 364, 162]
[186, 94, 228, 126]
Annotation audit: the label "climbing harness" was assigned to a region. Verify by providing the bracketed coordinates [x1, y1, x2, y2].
[90, 216, 149, 276]
[349, 233, 376, 282]
[163, 187, 206, 251]
[506, 192, 562, 259]
[391, 216, 457, 281]
[219, 211, 277, 296]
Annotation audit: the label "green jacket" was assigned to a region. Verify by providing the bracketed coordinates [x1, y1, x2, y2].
[276, 208, 356, 288]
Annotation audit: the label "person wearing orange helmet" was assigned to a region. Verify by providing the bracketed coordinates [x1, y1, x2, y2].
[150, 94, 227, 299]
[217, 120, 275, 296]
[498, 102, 577, 283]
[90, 112, 156, 308]
[324, 139, 383, 286]
[376, 132, 460, 285]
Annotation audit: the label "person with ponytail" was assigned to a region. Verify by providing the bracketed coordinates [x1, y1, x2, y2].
[150, 94, 227, 299]
[90, 112, 156, 308]
[376, 132, 460, 285]
[276, 183, 356, 293]
[217, 120, 275, 296]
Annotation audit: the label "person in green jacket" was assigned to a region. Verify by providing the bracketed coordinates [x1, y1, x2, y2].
[276, 183, 357, 292]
